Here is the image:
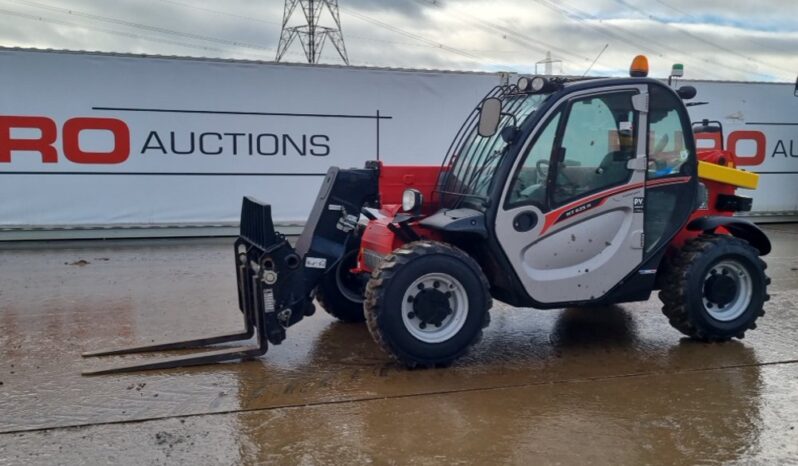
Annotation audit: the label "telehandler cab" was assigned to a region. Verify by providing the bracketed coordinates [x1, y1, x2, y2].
[84, 56, 771, 374]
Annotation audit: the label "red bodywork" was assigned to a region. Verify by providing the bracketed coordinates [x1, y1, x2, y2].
[671, 146, 740, 249]
[356, 163, 442, 273]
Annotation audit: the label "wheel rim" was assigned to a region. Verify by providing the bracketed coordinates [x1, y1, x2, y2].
[401, 273, 469, 344]
[702, 259, 753, 322]
[335, 250, 365, 303]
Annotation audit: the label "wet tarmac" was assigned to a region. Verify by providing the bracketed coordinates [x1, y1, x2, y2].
[0, 224, 796, 465]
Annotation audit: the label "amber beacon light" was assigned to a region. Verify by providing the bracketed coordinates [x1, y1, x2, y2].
[629, 55, 649, 77]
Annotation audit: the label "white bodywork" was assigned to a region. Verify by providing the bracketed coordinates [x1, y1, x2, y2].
[494, 84, 649, 303]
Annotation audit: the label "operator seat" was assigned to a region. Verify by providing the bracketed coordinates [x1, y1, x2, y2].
[595, 150, 633, 189]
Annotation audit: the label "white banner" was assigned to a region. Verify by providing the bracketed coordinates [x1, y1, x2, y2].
[686, 80, 798, 215]
[0, 49, 499, 227]
[0, 49, 796, 233]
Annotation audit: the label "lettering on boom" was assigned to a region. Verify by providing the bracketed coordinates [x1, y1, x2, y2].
[140, 131, 331, 157]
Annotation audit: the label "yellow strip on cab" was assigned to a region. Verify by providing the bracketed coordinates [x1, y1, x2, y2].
[697, 161, 759, 190]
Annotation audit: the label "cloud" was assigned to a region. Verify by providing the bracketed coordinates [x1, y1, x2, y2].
[0, 0, 794, 82]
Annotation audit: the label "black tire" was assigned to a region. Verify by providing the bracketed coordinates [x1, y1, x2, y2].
[659, 234, 770, 341]
[364, 240, 492, 368]
[316, 249, 367, 323]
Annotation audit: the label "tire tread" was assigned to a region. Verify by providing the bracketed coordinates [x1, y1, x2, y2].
[659, 234, 769, 341]
[364, 240, 492, 368]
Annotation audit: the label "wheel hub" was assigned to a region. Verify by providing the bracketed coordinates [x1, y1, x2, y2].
[704, 273, 737, 307]
[701, 260, 753, 322]
[401, 273, 469, 344]
[411, 287, 452, 327]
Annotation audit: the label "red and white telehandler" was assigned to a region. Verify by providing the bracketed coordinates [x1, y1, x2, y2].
[84, 56, 770, 374]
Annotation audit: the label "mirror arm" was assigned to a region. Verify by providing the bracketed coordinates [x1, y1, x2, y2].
[499, 111, 517, 127]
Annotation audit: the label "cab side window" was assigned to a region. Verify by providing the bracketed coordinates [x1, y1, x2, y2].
[648, 87, 689, 178]
[506, 111, 562, 208]
[552, 92, 638, 206]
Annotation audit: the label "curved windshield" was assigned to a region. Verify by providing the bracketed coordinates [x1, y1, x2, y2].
[438, 87, 549, 210]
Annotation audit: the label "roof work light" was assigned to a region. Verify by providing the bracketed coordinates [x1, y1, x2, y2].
[629, 55, 649, 77]
[516, 76, 560, 94]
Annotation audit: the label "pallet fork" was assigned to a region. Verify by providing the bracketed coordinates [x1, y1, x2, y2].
[82, 199, 292, 375]
[83, 165, 380, 375]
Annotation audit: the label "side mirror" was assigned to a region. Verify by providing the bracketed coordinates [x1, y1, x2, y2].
[677, 86, 697, 100]
[478, 97, 502, 137]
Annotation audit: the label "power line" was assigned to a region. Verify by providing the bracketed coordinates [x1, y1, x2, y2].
[651, 0, 796, 56]
[158, 0, 281, 26]
[530, 0, 726, 79]
[532, 0, 671, 66]
[156, 0, 520, 61]
[414, 0, 600, 67]
[339, 6, 481, 62]
[5, 0, 275, 53]
[159, 0, 522, 59]
[613, 0, 795, 77]
[0, 8, 230, 54]
[530, 0, 782, 80]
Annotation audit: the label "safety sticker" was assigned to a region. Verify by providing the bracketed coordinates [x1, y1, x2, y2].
[305, 257, 327, 269]
[633, 197, 645, 213]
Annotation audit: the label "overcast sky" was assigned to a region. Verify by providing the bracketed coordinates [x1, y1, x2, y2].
[1, 0, 796, 82]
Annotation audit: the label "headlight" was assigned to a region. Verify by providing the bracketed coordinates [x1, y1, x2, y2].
[402, 188, 423, 213]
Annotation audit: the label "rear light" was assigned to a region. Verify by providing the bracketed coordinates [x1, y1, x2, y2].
[717, 194, 753, 212]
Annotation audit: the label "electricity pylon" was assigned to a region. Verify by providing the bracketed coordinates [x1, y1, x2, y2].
[276, 0, 349, 65]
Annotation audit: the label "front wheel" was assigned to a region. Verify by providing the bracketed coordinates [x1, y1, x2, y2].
[659, 235, 770, 341]
[364, 241, 492, 368]
[316, 249, 367, 323]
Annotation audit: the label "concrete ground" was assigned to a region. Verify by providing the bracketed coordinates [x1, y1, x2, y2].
[0, 225, 796, 465]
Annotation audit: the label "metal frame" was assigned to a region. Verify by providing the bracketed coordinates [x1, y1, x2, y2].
[276, 0, 349, 65]
[82, 237, 281, 375]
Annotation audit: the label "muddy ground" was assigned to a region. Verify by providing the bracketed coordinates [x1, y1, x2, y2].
[0, 224, 796, 465]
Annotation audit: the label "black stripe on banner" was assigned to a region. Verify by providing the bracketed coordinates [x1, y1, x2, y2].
[92, 107, 393, 120]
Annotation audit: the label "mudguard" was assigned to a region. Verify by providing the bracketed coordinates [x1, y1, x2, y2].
[687, 216, 771, 255]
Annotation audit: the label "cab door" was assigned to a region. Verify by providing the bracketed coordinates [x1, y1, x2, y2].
[494, 85, 649, 304]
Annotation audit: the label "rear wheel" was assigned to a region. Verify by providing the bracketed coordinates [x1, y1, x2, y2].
[364, 241, 491, 368]
[316, 249, 367, 323]
[659, 235, 769, 341]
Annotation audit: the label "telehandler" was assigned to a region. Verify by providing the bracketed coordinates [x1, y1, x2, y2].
[84, 56, 770, 374]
